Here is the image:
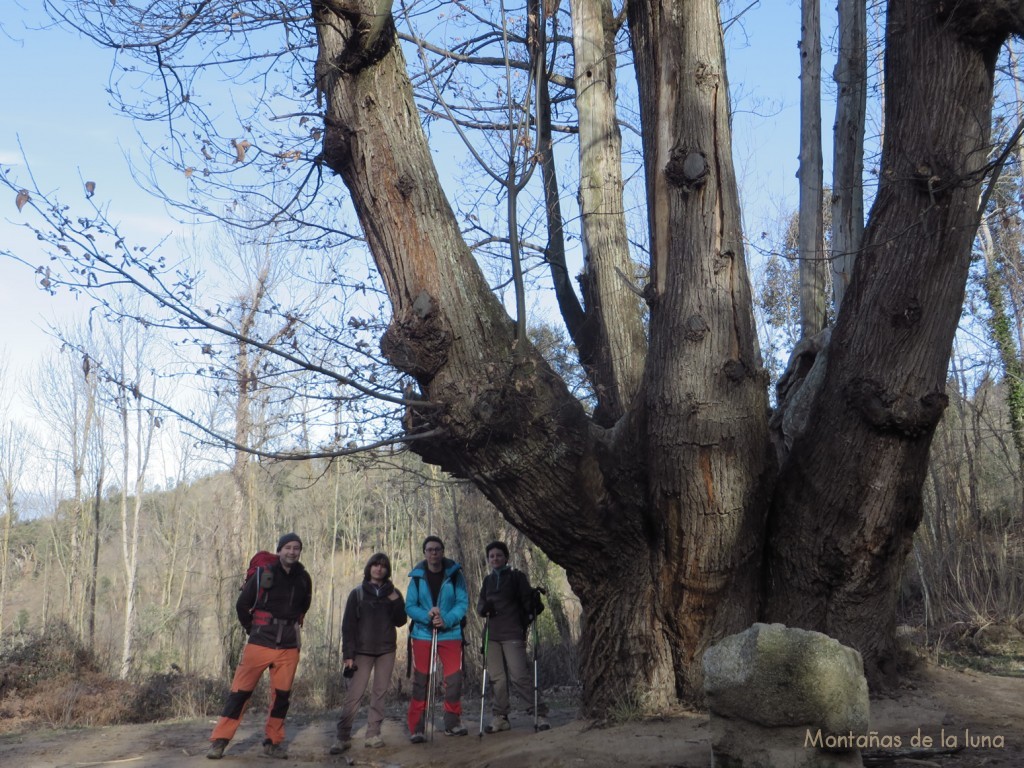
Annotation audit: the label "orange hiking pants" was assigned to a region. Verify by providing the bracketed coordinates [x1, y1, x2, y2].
[210, 643, 300, 746]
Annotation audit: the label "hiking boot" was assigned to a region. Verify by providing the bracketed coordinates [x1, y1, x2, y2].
[207, 739, 229, 760]
[409, 732, 426, 744]
[329, 738, 351, 755]
[262, 741, 288, 759]
[485, 715, 510, 733]
[536, 716, 551, 731]
[444, 723, 469, 736]
[365, 735, 385, 748]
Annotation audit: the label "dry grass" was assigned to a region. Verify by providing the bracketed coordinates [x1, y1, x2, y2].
[0, 623, 223, 733]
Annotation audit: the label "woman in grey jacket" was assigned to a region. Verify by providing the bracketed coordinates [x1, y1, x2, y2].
[331, 553, 407, 754]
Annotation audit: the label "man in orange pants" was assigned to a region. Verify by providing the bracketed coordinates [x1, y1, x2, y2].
[207, 533, 313, 760]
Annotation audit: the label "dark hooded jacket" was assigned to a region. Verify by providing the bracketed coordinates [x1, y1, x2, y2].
[341, 580, 407, 659]
[476, 565, 534, 641]
[236, 558, 312, 649]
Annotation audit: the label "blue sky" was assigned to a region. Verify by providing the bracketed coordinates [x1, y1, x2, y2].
[0, 1, 816, 385]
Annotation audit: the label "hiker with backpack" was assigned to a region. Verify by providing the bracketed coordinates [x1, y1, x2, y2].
[476, 540, 550, 733]
[405, 535, 470, 741]
[330, 552, 407, 755]
[207, 532, 313, 760]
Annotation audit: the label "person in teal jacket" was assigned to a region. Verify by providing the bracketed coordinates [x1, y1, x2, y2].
[405, 535, 470, 740]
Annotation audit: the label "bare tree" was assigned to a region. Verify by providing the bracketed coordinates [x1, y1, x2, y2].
[31, 342, 102, 644]
[0, 419, 31, 638]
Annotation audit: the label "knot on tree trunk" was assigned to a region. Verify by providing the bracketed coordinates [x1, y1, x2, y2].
[664, 147, 708, 192]
[889, 295, 922, 329]
[770, 328, 831, 462]
[845, 378, 948, 438]
[461, 357, 546, 442]
[937, 0, 1023, 49]
[319, 0, 398, 75]
[380, 292, 451, 380]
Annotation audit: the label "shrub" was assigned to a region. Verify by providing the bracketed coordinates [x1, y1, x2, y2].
[0, 622, 98, 697]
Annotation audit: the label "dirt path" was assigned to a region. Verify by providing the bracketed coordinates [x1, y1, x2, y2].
[1, 663, 1021, 768]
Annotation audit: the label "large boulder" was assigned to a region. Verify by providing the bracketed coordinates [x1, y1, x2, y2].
[702, 623, 870, 768]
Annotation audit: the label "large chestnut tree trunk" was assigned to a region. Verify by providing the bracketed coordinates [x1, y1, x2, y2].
[311, 0, 1018, 712]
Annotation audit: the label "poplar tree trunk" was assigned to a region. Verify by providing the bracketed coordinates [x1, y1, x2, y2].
[798, 0, 827, 336]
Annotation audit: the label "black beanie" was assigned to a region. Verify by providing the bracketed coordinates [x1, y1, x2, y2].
[277, 532, 303, 552]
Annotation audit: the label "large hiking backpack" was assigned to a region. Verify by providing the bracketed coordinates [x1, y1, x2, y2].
[243, 550, 277, 612]
[526, 585, 546, 623]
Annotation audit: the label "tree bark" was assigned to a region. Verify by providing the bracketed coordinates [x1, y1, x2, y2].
[569, 0, 646, 424]
[798, 0, 827, 337]
[831, 0, 867, 314]
[314, 0, 771, 709]
[766, 0, 1014, 685]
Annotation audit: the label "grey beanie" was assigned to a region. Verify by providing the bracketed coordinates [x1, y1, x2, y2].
[276, 532, 303, 552]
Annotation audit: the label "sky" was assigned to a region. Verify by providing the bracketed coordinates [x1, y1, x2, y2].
[0, 0, 818, 400]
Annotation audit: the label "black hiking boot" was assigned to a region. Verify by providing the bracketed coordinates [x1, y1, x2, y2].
[206, 739, 229, 760]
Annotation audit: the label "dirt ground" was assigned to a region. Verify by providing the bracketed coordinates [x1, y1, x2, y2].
[1, 662, 1022, 768]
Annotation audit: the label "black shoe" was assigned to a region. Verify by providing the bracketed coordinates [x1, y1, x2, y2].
[410, 732, 426, 744]
[444, 724, 468, 736]
[207, 739, 229, 760]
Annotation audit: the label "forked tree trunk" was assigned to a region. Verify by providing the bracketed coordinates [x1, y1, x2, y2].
[314, 0, 768, 709]
[766, 0, 1013, 685]
[312, 0, 1020, 710]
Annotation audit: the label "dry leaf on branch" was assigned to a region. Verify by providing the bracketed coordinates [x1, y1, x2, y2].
[85, 181, 96, 198]
[232, 139, 252, 163]
[15, 189, 30, 211]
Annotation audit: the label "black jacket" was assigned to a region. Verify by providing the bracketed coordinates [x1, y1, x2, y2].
[236, 558, 312, 649]
[477, 566, 534, 642]
[341, 580, 407, 659]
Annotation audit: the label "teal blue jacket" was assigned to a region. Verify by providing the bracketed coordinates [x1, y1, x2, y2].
[406, 558, 468, 642]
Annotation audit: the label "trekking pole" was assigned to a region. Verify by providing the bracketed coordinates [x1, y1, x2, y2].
[478, 618, 490, 738]
[532, 616, 540, 732]
[427, 626, 439, 742]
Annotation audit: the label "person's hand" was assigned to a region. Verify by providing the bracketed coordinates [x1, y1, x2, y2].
[343, 659, 354, 670]
[481, 601, 495, 617]
[431, 613, 445, 628]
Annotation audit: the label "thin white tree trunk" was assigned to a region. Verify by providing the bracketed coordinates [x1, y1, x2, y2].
[799, 0, 826, 336]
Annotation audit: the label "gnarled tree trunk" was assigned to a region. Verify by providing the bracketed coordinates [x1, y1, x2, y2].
[314, 0, 769, 710]
[766, 0, 1016, 685]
